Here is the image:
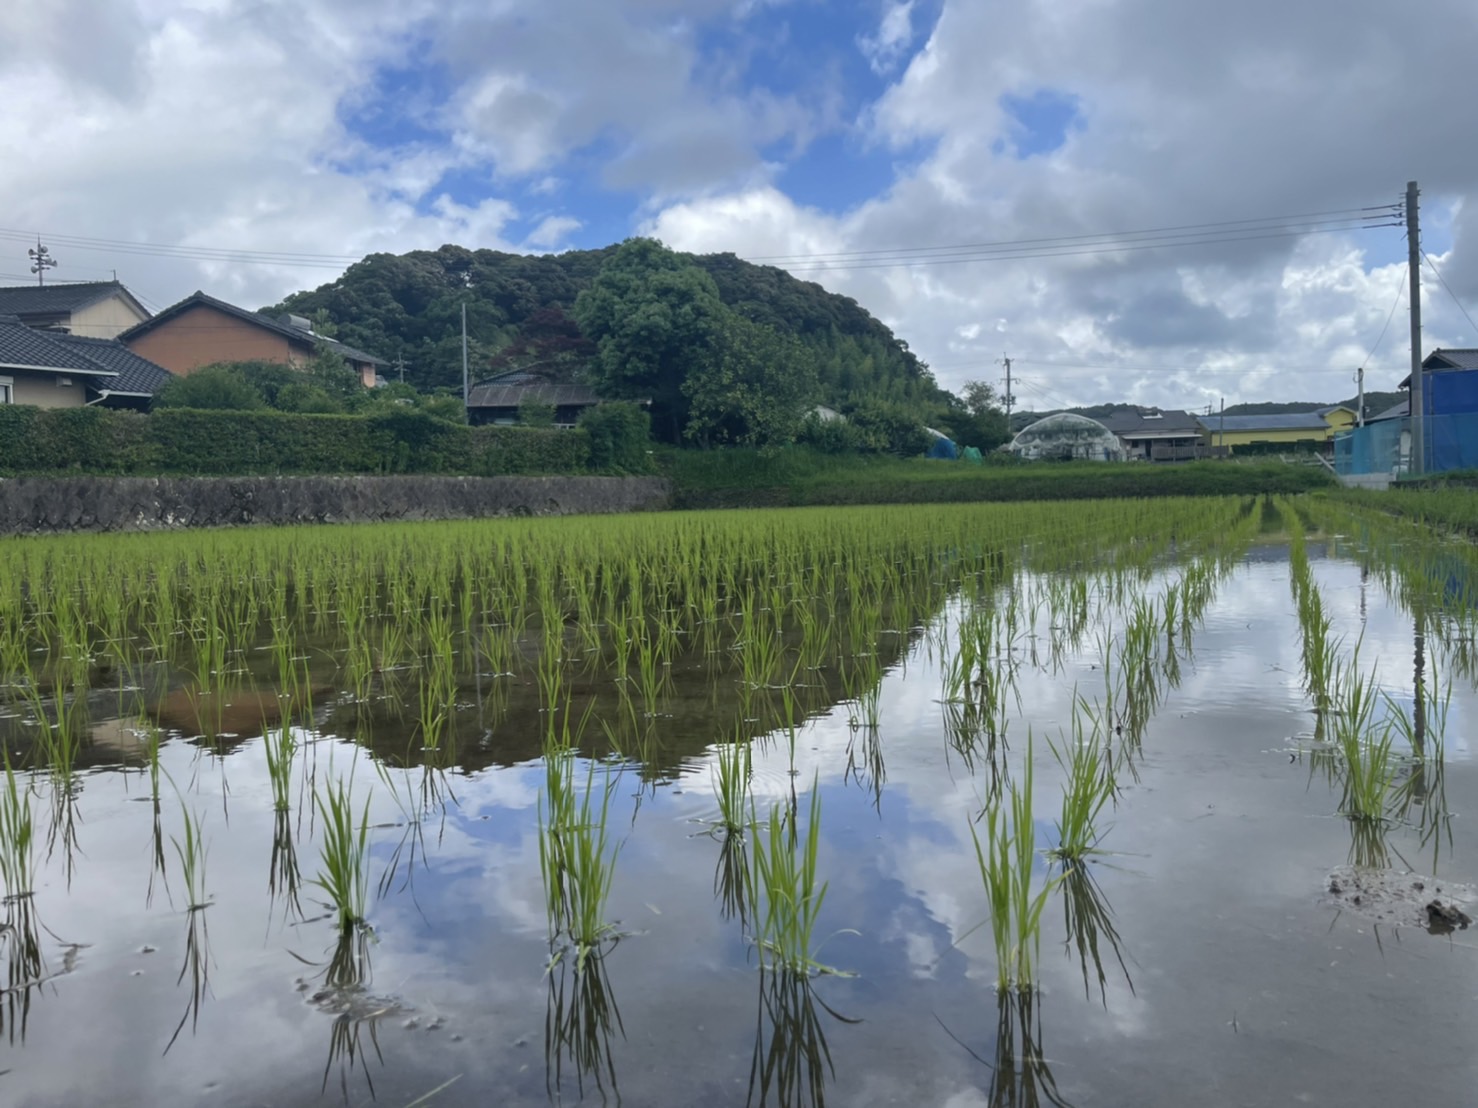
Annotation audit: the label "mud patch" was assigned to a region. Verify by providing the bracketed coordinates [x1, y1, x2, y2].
[1323, 866, 1476, 933]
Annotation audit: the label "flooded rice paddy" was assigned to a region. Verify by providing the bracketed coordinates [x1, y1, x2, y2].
[1, 496, 1477, 1107]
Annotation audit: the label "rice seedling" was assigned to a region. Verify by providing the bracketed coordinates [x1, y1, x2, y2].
[311, 775, 372, 933]
[1331, 658, 1398, 826]
[0, 756, 35, 901]
[171, 797, 211, 912]
[1046, 710, 1118, 864]
[539, 754, 622, 969]
[746, 784, 850, 977]
[969, 735, 1058, 992]
[712, 736, 753, 837]
[263, 722, 297, 814]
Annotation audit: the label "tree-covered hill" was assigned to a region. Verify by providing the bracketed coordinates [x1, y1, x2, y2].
[266, 240, 993, 447]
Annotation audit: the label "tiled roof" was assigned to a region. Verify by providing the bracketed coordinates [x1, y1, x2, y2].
[1195, 412, 1328, 432]
[120, 291, 386, 365]
[1097, 407, 1201, 436]
[468, 368, 602, 408]
[1428, 348, 1478, 370]
[0, 315, 118, 375]
[1368, 399, 1408, 422]
[51, 333, 173, 396]
[0, 281, 134, 318]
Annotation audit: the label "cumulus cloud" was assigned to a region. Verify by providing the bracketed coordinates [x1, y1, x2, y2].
[857, 1, 916, 76]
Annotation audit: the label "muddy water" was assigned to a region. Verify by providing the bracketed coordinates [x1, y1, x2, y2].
[4, 543, 1478, 1107]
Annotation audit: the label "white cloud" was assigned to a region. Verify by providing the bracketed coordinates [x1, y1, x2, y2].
[857, 1, 915, 76]
[524, 215, 583, 249]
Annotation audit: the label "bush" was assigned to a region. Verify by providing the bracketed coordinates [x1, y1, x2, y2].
[471, 425, 591, 475]
[580, 402, 654, 473]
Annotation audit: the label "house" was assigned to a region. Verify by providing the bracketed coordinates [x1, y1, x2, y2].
[50, 333, 173, 409]
[1097, 407, 1206, 460]
[119, 291, 385, 388]
[0, 281, 151, 339]
[466, 369, 604, 427]
[1196, 405, 1355, 454]
[0, 315, 173, 409]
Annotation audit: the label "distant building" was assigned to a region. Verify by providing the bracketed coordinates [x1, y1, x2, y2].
[466, 369, 604, 427]
[1338, 349, 1478, 480]
[1097, 407, 1205, 461]
[0, 314, 170, 409]
[0, 281, 150, 339]
[1009, 413, 1124, 461]
[1197, 406, 1355, 454]
[120, 291, 385, 388]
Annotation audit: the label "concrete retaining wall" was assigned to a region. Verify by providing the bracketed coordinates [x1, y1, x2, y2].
[0, 475, 672, 535]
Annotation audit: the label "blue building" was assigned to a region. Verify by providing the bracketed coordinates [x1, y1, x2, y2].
[1334, 349, 1478, 479]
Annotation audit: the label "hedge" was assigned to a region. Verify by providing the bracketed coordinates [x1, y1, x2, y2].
[0, 406, 592, 477]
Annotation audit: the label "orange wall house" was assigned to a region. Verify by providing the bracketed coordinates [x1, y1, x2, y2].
[120, 291, 383, 387]
[123, 302, 302, 376]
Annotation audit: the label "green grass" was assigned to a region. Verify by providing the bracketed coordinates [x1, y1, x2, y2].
[664, 446, 1334, 509]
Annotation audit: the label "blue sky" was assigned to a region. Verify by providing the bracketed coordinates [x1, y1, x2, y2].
[3, 0, 1477, 407]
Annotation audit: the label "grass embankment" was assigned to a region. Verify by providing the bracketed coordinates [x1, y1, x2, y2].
[662, 447, 1335, 509]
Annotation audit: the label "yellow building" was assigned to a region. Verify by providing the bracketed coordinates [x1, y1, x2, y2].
[1198, 405, 1355, 453]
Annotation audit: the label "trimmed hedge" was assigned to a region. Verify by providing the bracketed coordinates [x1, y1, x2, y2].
[0, 406, 592, 477]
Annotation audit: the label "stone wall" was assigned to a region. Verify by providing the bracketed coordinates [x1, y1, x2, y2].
[0, 475, 672, 534]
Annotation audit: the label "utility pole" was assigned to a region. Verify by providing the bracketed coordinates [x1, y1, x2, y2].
[27, 239, 57, 285]
[1000, 354, 1014, 425]
[1356, 366, 1365, 427]
[1218, 397, 1225, 454]
[461, 302, 470, 420]
[1407, 180, 1424, 474]
[393, 354, 406, 384]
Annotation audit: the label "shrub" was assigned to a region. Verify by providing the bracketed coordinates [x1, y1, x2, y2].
[580, 403, 654, 473]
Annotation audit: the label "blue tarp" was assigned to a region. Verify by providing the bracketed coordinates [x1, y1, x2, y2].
[1335, 411, 1478, 476]
[927, 437, 959, 460]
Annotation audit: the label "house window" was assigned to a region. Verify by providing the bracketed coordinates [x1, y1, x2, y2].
[0, 376, 11, 405]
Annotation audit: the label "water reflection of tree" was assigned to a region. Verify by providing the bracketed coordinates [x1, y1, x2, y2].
[545, 949, 625, 1103]
[748, 969, 859, 1108]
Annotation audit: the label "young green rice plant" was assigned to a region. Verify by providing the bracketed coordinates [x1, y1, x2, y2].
[712, 736, 753, 837]
[746, 784, 849, 977]
[539, 754, 622, 970]
[311, 775, 372, 933]
[1332, 659, 1398, 825]
[0, 756, 35, 901]
[171, 795, 211, 912]
[263, 722, 298, 814]
[969, 736, 1058, 992]
[1046, 710, 1118, 865]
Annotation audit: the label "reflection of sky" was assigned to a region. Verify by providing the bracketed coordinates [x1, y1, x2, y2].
[6, 547, 1478, 1105]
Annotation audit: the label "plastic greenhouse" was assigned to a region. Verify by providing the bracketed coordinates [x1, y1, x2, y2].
[1009, 413, 1124, 462]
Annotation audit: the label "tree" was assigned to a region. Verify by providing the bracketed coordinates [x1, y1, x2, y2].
[937, 379, 1010, 450]
[682, 316, 819, 446]
[153, 365, 266, 411]
[572, 239, 730, 444]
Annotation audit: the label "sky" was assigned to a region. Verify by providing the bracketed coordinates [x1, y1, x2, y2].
[2, 0, 1477, 410]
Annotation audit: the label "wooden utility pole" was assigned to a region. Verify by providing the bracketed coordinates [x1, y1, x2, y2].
[461, 302, 470, 419]
[1407, 181, 1424, 474]
[1356, 366, 1365, 427]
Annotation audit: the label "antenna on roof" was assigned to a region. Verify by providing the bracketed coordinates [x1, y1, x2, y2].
[28, 238, 58, 286]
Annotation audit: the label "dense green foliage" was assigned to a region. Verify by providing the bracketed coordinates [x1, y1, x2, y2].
[155, 355, 464, 421]
[662, 448, 1336, 508]
[579, 402, 655, 474]
[1329, 485, 1478, 536]
[0, 406, 588, 477]
[267, 239, 1001, 450]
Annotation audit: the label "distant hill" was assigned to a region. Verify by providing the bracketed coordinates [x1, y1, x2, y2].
[266, 243, 953, 422]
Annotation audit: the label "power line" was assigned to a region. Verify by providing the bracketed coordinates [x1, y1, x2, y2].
[780, 221, 1401, 273]
[1421, 250, 1478, 338]
[751, 204, 1399, 264]
[1359, 263, 1408, 370]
